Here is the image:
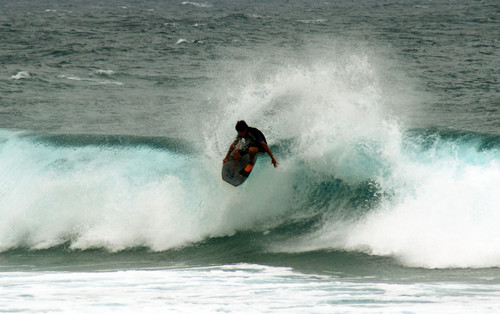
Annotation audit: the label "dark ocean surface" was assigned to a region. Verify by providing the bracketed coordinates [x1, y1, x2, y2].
[0, 0, 499, 312]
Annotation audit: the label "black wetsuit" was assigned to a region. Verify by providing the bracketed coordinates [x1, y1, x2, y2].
[234, 127, 267, 153]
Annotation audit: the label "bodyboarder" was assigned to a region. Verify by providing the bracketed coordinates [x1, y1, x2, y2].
[223, 120, 278, 175]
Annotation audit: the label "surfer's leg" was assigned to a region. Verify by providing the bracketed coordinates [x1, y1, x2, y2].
[248, 146, 258, 165]
[241, 147, 257, 175]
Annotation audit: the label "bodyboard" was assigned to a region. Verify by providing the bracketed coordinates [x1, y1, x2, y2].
[222, 153, 257, 186]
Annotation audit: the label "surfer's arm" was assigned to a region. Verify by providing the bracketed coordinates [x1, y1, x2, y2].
[261, 141, 278, 168]
[223, 141, 238, 163]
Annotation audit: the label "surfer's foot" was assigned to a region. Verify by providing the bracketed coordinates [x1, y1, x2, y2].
[239, 163, 254, 177]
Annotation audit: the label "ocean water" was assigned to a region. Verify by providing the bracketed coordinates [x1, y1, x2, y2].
[1, 0, 499, 312]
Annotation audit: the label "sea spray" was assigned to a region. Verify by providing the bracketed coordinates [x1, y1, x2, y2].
[209, 45, 500, 269]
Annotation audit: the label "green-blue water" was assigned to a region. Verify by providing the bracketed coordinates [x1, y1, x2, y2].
[1, 0, 499, 312]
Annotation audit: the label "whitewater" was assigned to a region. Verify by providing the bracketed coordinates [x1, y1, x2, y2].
[2, 53, 499, 269]
[1, 0, 499, 312]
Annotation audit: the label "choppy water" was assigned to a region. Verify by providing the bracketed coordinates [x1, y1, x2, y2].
[1, 0, 499, 312]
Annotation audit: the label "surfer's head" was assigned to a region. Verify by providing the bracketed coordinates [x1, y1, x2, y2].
[235, 120, 248, 136]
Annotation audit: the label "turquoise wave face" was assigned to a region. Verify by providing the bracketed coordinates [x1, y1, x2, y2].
[1, 129, 499, 269]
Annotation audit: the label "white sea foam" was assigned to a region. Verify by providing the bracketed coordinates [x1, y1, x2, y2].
[11, 71, 31, 80]
[58, 73, 123, 85]
[175, 38, 191, 45]
[0, 131, 286, 252]
[181, 1, 212, 8]
[297, 19, 327, 24]
[1, 265, 499, 313]
[98, 80, 124, 86]
[96, 69, 115, 76]
[342, 152, 500, 268]
[58, 74, 82, 81]
[280, 152, 500, 268]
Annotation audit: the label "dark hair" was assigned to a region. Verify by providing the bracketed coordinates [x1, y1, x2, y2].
[235, 120, 248, 132]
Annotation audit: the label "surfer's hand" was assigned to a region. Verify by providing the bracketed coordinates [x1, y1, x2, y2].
[272, 158, 278, 168]
[223, 158, 228, 164]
